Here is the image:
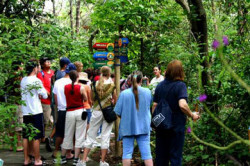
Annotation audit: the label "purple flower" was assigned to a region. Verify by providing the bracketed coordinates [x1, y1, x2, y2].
[212, 40, 220, 50]
[223, 36, 229, 46]
[199, 94, 207, 102]
[187, 127, 191, 134]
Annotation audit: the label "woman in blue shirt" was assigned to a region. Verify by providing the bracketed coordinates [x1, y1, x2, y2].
[114, 71, 153, 166]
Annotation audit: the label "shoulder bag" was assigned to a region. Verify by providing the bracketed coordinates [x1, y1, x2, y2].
[151, 83, 176, 130]
[93, 82, 117, 123]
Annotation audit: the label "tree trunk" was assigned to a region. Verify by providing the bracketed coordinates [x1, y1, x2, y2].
[211, 0, 218, 32]
[75, 0, 81, 33]
[237, 0, 247, 38]
[51, 0, 55, 16]
[69, 0, 74, 37]
[88, 29, 99, 54]
[176, 0, 210, 88]
[140, 38, 144, 71]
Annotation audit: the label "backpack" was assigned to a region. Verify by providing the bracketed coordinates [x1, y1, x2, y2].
[151, 83, 176, 130]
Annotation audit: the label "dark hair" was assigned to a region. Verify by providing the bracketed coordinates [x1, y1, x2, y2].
[165, 60, 185, 81]
[39, 57, 50, 69]
[12, 61, 22, 70]
[84, 68, 94, 80]
[25, 59, 38, 75]
[131, 71, 143, 110]
[69, 70, 79, 95]
[154, 65, 161, 71]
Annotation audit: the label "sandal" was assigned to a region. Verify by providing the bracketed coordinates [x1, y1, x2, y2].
[22, 162, 32, 166]
[33, 160, 46, 166]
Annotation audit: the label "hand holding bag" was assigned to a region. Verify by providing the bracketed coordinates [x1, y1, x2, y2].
[93, 82, 117, 123]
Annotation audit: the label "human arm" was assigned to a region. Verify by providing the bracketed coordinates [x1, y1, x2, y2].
[54, 94, 58, 107]
[179, 99, 200, 120]
[80, 86, 87, 102]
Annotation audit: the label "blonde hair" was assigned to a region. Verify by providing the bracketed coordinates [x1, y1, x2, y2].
[96, 66, 111, 96]
[131, 71, 143, 110]
[74, 61, 83, 72]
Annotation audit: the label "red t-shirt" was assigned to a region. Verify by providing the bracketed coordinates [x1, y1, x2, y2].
[37, 69, 54, 105]
[94, 75, 100, 81]
[64, 84, 84, 111]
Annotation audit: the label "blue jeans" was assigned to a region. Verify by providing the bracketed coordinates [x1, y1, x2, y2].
[86, 109, 92, 124]
[123, 134, 152, 160]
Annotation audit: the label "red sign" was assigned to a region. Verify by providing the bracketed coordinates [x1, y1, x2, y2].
[93, 43, 109, 50]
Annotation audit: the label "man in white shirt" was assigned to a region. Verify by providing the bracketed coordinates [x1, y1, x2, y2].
[52, 63, 76, 162]
[21, 60, 48, 166]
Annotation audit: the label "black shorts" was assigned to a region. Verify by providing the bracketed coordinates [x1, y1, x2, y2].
[23, 113, 44, 140]
[55, 111, 66, 138]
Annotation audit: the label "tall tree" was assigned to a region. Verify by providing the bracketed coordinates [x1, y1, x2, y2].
[76, 0, 81, 33]
[69, 0, 74, 37]
[176, 0, 210, 89]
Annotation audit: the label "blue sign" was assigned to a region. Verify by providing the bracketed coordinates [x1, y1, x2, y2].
[93, 52, 108, 60]
[119, 56, 128, 63]
[122, 38, 129, 45]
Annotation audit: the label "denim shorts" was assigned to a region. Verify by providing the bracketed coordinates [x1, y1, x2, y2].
[122, 134, 152, 160]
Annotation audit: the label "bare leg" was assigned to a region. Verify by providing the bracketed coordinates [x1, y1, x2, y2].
[17, 132, 23, 148]
[144, 159, 153, 166]
[33, 139, 43, 165]
[53, 136, 63, 156]
[101, 149, 108, 162]
[61, 148, 67, 156]
[49, 127, 56, 138]
[82, 148, 91, 161]
[23, 139, 30, 165]
[28, 141, 33, 156]
[74, 148, 81, 159]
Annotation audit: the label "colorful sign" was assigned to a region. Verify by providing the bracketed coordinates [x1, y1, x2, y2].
[121, 38, 129, 45]
[107, 43, 114, 52]
[93, 52, 108, 60]
[93, 60, 114, 69]
[93, 43, 109, 50]
[107, 52, 115, 61]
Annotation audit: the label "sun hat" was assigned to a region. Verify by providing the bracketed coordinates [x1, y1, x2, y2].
[79, 72, 89, 82]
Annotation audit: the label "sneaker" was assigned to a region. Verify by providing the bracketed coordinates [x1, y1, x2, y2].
[45, 137, 52, 152]
[76, 160, 86, 166]
[73, 158, 79, 165]
[100, 161, 109, 166]
[53, 156, 67, 164]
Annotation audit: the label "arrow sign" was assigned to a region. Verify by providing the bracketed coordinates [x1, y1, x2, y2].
[93, 52, 114, 61]
[93, 43, 109, 50]
[93, 60, 114, 69]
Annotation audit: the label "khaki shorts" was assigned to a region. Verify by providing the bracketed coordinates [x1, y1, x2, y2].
[15, 105, 23, 132]
[42, 104, 52, 125]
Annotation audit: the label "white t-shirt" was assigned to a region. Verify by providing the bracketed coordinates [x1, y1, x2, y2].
[52, 77, 72, 111]
[21, 76, 48, 115]
[150, 75, 164, 86]
[150, 75, 164, 94]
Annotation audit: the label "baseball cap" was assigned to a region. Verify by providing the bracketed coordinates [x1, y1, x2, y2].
[65, 63, 77, 74]
[60, 57, 71, 67]
[79, 72, 89, 82]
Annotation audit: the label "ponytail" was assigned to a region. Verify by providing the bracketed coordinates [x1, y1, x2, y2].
[131, 71, 143, 110]
[96, 66, 111, 97]
[69, 70, 78, 95]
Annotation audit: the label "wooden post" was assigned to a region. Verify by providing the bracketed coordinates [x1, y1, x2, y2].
[114, 55, 122, 157]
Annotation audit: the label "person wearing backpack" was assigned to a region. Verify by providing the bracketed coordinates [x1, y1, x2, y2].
[37, 57, 54, 142]
[152, 60, 200, 166]
[114, 71, 153, 166]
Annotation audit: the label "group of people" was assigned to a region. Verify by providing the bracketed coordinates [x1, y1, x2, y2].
[13, 56, 200, 166]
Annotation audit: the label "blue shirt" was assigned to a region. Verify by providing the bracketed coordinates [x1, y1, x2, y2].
[114, 86, 152, 140]
[153, 79, 188, 132]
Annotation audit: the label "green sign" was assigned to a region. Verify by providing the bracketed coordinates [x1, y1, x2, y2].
[93, 60, 114, 69]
